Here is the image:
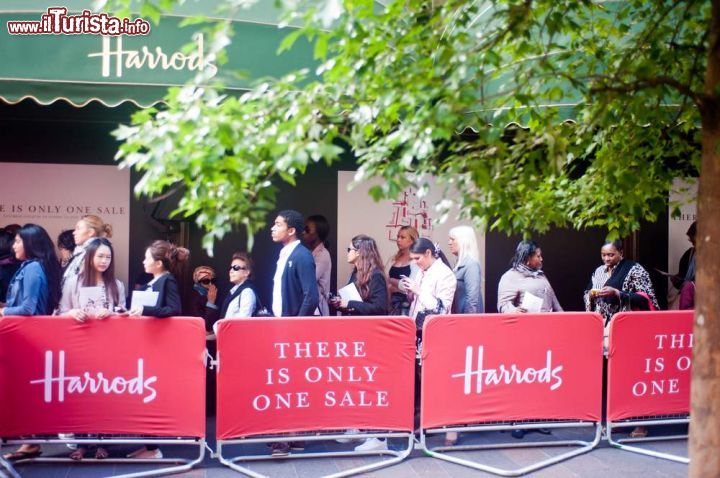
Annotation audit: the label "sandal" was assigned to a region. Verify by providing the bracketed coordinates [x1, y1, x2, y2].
[70, 447, 87, 461]
[94, 447, 109, 460]
[3, 445, 42, 461]
[630, 426, 648, 438]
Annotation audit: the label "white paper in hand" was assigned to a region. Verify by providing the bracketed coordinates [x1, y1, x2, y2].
[338, 282, 362, 303]
[78, 286, 104, 312]
[520, 291, 543, 313]
[130, 290, 159, 310]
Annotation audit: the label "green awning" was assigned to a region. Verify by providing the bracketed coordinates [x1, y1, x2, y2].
[0, 2, 316, 107]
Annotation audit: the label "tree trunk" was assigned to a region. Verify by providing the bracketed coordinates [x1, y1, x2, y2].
[689, 1, 720, 475]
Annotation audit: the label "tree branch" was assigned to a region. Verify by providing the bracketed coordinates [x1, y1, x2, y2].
[589, 76, 703, 107]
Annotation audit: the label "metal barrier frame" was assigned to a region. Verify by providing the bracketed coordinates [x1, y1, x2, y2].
[0, 450, 20, 478]
[420, 420, 602, 476]
[606, 416, 690, 464]
[2, 436, 206, 478]
[217, 430, 414, 478]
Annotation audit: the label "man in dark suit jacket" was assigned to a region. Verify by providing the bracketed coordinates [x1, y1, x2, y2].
[271, 209, 319, 317]
[268, 209, 319, 457]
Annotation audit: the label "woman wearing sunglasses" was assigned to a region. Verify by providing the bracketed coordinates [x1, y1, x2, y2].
[220, 252, 259, 318]
[187, 265, 219, 332]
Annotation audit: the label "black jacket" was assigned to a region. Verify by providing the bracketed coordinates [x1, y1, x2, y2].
[142, 273, 182, 318]
[344, 268, 389, 316]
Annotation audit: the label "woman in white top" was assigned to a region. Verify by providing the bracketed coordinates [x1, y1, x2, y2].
[401, 238, 456, 322]
[59, 238, 126, 322]
[57, 237, 125, 461]
[221, 252, 258, 318]
[400, 237, 457, 446]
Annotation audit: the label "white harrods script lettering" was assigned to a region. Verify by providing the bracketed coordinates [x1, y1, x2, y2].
[29, 350, 158, 403]
[451, 346, 564, 395]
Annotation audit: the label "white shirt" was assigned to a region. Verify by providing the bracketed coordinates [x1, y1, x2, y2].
[224, 283, 257, 318]
[408, 259, 457, 320]
[272, 239, 301, 317]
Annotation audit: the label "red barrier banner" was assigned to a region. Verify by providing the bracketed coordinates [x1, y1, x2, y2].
[421, 313, 604, 429]
[607, 311, 693, 421]
[215, 317, 416, 440]
[0, 316, 206, 437]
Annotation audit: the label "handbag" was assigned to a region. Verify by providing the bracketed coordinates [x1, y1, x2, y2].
[415, 298, 444, 331]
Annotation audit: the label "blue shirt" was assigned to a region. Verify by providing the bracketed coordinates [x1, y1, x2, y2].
[4, 260, 51, 316]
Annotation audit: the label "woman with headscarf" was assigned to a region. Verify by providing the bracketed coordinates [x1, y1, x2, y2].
[497, 239, 562, 439]
[497, 240, 563, 314]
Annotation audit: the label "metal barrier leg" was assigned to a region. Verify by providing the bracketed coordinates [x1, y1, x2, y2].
[420, 422, 602, 477]
[606, 419, 690, 464]
[217, 431, 414, 478]
[0, 457, 21, 478]
[3, 437, 206, 478]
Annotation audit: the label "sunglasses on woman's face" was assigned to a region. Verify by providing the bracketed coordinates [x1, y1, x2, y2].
[230, 265, 248, 272]
[199, 277, 216, 285]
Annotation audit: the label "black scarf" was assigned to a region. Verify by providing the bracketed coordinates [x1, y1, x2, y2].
[219, 280, 259, 318]
[599, 259, 636, 306]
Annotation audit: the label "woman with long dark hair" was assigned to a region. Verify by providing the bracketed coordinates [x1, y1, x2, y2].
[59, 238, 126, 322]
[331, 234, 389, 452]
[0, 228, 21, 302]
[63, 215, 113, 286]
[0, 224, 62, 461]
[0, 223, 61, 317]
[331, 234, 389, 316]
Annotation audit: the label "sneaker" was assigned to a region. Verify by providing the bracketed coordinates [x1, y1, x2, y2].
[127, 447, 163, 459]
[336, 429, 360, 443]
[354, 437, 387, 452]
[511, 429, 526, 439]
[270, 442, 290, 457]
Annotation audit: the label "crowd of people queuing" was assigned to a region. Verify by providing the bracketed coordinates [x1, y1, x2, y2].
[0, 211, 695, 459]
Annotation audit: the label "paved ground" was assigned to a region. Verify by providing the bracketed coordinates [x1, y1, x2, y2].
[2, 421, 689, 477]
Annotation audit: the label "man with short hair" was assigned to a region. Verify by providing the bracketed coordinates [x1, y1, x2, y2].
[268, 209, 319, 457]
[271, 209, 319, 317]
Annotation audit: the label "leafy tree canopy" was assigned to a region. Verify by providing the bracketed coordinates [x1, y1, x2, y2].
[109, 0, 707, 252]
